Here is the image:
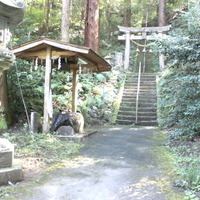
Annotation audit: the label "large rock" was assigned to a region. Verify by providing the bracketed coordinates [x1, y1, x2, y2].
[51, 112, 73, 132]
[51, 112, 84, 134]
[56, 126, 74, 136]
[69, 112, 84, 134]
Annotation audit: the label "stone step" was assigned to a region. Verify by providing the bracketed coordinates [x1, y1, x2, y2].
[120, 102, 157, 108]
[126, 73, 157, 78]
[126, 76, 157, 80]
[119, 107, 157, 112]
[123, 89, 157, 94]
[136, 121, 158, 126]
[116, 119, 134, 125]
[116, 119, 157, 126]
[118, 110, 157, 117]
[116, 73, 157, 126]
[126, 79, 156, 84]
[125, 82, 156, 86]
[122, 98, 156, 103]
[122, 94, 157, 99]
[117, 115, 157, 121]
[124, 85, 156, 90]
[127, 76, 157, 80]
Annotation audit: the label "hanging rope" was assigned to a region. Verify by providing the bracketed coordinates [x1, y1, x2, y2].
[131, 39, 151, 47]
[15, 62, 31, 132]
[10, 39, 31, 132]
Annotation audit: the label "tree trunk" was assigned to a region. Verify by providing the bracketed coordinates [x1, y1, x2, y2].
[124, 0, 131, 27]
[85, 0, 99, 53]
[81, 0, 87, 22]
[0, 71, 12, 129]
[158, 0, 167, 26]
[61, 0, 70, 42]
[158, 0, 168, 71]
[44, 0, 51, 33]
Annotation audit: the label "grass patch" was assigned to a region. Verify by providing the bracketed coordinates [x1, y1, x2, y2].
[151, 131, 185, 200]
[2, 130, 84, 163]
[0, 128, 84, 198]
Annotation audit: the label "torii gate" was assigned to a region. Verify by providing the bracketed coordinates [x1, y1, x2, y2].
[118, 25, 171, 70]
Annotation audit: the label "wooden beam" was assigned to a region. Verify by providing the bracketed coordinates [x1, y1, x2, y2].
[118, 35, 155, 40]
[52, 51, 76, 58]
[72, 68, 78, 113]
[124, 31, 130, 70]
[70, 64, 97, 72]
[18, 50, 76, 59]
[43, 46, 52, 133]
[118, 25, 171, 33]
[77, 53, 97, 66]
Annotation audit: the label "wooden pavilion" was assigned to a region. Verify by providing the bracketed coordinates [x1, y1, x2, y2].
[13, 37, 111, 133]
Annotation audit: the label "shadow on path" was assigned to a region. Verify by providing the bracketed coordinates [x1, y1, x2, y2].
[3, 126, 184, 200]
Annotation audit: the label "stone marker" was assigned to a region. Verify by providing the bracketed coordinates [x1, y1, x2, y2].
[0, 138, 23, 185]
[0, 138, 14, 168]
[30, 112, 40, 133]
[0, 160, 23, 185]
[115, 52, 123, 68]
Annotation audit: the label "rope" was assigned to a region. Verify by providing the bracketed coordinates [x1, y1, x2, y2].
[131, 39, 151, 47]
[10, 39, 31, 132]
[15, 62, 31, 132]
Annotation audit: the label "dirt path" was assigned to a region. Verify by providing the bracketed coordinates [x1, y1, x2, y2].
[3, 126, 184, 200]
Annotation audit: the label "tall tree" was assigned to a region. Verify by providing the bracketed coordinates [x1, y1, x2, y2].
[85, 0, 99, 53]
[124, 0, 131, 27]
[158, 0, 168, 71]
[158, 0, 167, 26]
[61, 0, 70, 42]
[45, 0, 51, 32]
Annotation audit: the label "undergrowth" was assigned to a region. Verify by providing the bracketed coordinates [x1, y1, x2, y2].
[2, 129, 84, 163]
[169, 136, 200, 200]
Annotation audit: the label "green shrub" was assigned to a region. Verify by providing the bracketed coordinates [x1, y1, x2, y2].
[156, 4, 200, 138]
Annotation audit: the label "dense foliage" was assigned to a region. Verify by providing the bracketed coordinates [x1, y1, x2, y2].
[6, 0, 194, 128]
[7, 59, 122, 126]
[12, 0, 188, 50]
[157, 3, 200, 137]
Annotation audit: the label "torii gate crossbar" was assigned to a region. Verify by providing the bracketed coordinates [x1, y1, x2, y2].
[118, 25, 171, 70]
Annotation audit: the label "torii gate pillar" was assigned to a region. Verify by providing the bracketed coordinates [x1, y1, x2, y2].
[124, 31, 130, 70]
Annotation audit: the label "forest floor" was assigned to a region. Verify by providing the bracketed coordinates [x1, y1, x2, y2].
[0, 126, 189, 200]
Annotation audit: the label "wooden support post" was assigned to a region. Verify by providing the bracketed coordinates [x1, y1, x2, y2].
[72, 68, 78, 113]
[124, 31, 130, 70]
[43, 46, 52, 133]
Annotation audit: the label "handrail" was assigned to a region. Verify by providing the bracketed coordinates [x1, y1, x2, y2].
[135, 62, 142, 123]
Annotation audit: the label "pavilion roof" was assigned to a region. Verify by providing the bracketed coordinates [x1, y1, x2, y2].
[13, 37, 111, 73]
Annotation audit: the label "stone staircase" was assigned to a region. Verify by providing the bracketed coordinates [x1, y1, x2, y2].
[117, 73, 157, 126]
